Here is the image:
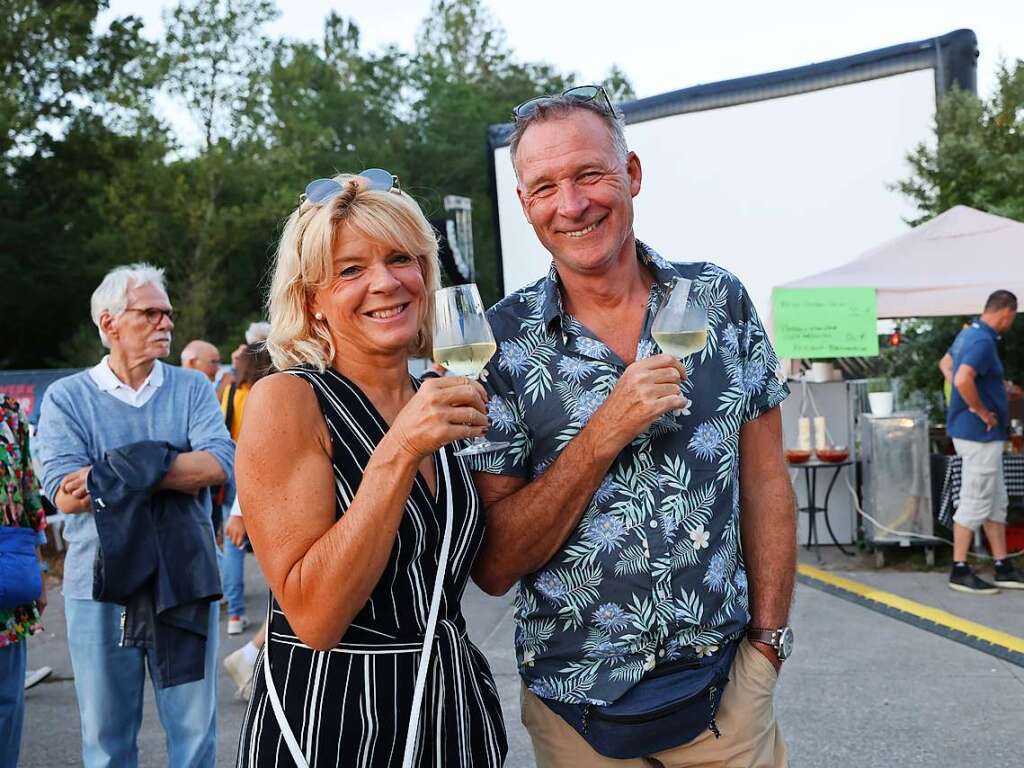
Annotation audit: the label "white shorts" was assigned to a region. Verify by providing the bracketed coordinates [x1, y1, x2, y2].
[952, 438, 1008, 530]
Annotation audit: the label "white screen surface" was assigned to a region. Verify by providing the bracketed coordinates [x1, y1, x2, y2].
[493, 68, 936, 320]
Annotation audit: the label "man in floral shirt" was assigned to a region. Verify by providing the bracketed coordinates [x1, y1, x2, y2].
[470, 88, 796, 766]
[0, 395, 47, 768]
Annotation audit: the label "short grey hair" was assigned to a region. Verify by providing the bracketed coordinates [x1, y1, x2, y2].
[509, 96, 629, 176]
[245, 321, 271, 345]
[90, 263, 167, 348]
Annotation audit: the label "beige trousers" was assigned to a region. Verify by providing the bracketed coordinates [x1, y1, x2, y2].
[521, 639, 787, 768]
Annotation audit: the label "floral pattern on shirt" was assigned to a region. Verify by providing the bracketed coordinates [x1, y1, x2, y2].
[470, 243, 788, 705]
[1, 395, 46, 648]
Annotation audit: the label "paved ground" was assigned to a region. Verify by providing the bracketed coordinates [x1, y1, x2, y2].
[18, 547, 1024, 766]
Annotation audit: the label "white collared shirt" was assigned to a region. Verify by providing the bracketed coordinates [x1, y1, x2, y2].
[88, 356, 164, 408]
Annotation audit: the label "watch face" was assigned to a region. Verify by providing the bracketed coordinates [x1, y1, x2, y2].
[778, 627, 794, 660]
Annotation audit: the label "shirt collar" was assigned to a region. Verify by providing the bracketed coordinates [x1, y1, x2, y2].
[539, 240, 677, 329]
[972, 318, 1000, 340]
[89, 355, 164, 393]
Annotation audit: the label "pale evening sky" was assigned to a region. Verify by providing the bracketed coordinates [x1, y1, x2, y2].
[99, 0, 1023, 149]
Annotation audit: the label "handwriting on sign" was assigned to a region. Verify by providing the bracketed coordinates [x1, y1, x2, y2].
[771, 288, 879, 359]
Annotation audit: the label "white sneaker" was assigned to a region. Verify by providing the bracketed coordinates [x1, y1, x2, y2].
[227, 615, 250, 635]
[25, 666, 53, 691]
[223, 647, 255, 701]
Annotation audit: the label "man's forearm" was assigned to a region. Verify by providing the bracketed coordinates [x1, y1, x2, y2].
[955, 378, 988, 416]
[474, 422, 621, 594]
[740, 471, 797, 627]
[157, 451, 227, 493]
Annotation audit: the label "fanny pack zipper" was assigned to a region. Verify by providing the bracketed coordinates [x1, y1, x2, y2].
[582, 683, 722, 737]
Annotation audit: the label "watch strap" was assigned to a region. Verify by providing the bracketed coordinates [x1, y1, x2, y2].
[746, 628, 779, 648]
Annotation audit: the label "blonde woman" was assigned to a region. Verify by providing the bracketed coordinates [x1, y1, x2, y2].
[234, 170, 507, 767]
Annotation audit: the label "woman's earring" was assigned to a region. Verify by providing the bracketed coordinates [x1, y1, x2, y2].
[314, 312, 324, 321]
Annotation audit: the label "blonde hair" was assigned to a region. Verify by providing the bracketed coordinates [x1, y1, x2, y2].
[266, 173, 440, 372]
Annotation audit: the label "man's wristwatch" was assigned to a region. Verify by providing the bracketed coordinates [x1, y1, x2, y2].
[747, 626, 794, 661]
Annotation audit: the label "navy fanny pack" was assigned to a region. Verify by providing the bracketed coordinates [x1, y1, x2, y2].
[538, 639, 738, 760]
[0, 526, 43, 611]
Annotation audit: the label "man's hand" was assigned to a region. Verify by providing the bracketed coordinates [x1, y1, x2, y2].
[749, 640, 781, 674]
[225, 515, 247, 548]
[57, 466, 92, 514]
[592, 354, 687, 452]
[36, 573, 48, 615]
[972, 408, 998, 431]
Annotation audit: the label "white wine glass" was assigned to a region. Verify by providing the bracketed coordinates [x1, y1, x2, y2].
[652, 278, 708, 360]
[433, 284, 511, 457]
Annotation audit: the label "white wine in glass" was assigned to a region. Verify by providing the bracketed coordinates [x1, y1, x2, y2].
[432, 341, 497, 378]
[652, 277, 708, 360]
[433, 284, 510, 457]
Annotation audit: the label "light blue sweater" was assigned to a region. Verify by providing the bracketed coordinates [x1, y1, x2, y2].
[34, 364, 235, 600]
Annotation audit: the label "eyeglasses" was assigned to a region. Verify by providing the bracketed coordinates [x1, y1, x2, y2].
[301, 168, 401, 208]
[125, 307, 174, 325]
[513, 85, 615, 122]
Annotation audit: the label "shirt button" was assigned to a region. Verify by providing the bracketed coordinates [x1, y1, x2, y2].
[650, 519, 659, 529]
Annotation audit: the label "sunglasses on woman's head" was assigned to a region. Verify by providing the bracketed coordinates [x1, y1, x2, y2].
[301, 168, 401, 207]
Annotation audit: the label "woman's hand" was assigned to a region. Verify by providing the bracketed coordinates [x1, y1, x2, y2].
[387, 377, 489, 460]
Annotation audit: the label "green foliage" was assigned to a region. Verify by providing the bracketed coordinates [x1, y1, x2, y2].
[888, 60, 1024, 418]
[3, 0, 637, 368]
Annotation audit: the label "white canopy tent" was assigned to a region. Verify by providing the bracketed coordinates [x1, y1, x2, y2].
[779, 205, 1024, 318]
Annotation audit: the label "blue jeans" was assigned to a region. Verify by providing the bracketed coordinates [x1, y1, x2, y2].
[65, 598, 219, 768]
[0, 640, 27, 768]
[222, 535, 246, 617]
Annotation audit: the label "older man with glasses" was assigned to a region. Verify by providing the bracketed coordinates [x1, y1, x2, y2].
[34, 263, 234, 768]
[469, 86, 795, 767]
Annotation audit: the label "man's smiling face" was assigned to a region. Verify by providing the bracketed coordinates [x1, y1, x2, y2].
[515, 109, 642, 278]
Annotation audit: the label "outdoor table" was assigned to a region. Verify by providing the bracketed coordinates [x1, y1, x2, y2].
[936, 453, 1024, 527]
[788, 458, 856, 557]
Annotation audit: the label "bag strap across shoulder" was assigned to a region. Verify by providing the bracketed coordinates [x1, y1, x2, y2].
[261, 445, 455, 768]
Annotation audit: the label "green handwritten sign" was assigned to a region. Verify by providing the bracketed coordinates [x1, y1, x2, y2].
[772, 288, 879, 358]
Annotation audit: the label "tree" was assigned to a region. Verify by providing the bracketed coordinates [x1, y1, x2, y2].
[408, 0, 569, 305]
[888, 60, 1024, 417]
[0, 0, 155, 165]
[160, 0, 278, 350]
[897, 61, 1024, 224]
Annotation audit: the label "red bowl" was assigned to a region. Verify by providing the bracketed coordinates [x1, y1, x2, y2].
[785, 449, 812, 464]
[816, 448, 849, 463]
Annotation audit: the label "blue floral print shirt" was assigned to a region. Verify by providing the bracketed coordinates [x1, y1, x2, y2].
[469, 242, 789, 705]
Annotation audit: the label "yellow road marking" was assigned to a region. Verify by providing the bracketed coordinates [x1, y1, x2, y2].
[798, 563, 1024, 654]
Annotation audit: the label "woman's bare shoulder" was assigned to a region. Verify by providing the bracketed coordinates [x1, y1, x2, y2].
[242, 371, 325, 441]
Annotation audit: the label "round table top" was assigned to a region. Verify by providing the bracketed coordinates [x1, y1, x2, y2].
[786, 457, 855, 468]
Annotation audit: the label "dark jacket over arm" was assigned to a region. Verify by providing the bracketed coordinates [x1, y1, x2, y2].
[89, 441, 222, 688]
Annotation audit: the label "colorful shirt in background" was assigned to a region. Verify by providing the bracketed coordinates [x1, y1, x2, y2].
[1, 394, 46, 647]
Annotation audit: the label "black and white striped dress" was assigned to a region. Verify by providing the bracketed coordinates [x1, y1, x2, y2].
[236, 368, 507, 767]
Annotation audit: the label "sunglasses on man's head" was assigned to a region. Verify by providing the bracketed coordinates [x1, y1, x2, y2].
[301, 168, 401, 207]
[513, 85, 615, 122]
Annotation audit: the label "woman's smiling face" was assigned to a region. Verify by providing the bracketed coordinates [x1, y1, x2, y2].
[312, 223, 427, 361]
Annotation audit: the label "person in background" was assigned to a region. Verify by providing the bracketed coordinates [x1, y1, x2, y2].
[181, 340, 222, 383]
[34, 263, 234, 768]
[216, 323, 271, 401]
[944, 290, 1024, 593]
[220, 326, 273, 700]
[0, 395, 47, 768]
[470, 86, 794, 767]
[220, 341, 272, 638]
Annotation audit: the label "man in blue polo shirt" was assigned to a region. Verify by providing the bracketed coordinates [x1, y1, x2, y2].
[946, 290, 1024, 594]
